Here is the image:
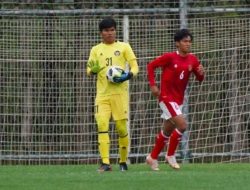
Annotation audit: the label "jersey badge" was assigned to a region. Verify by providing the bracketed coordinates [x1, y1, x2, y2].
[114, 50, 120, 56]
[174, 64, 178, 68]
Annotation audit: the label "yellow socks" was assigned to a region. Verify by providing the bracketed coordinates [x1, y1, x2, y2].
[119, 134, 129, 163]
[98, 132, 110, 164]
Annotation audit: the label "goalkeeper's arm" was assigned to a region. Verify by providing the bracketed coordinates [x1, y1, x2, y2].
[129, 59, 139, 77]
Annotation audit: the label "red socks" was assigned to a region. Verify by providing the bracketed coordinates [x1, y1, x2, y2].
[150, 131, 169, 159]
[150, 128, 183, 159]
[167, 128, 182, 156]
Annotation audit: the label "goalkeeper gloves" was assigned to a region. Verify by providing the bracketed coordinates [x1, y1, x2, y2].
[113, 71, 133, 83]
[87, 60, 104, 74]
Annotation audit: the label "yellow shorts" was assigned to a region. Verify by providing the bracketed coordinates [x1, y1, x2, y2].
[95, 94, 128, 121]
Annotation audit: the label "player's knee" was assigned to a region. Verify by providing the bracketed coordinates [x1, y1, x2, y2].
[162, 128, 173, 136]
[115, 119, 128, 137]
[98, 132, 109, 143]
[96, 116, 109, 132]
[177, 122, 187, 133]
[162, 120, 175, 136]
[173, 115, 187, 132]
[178, 127, 186, 133]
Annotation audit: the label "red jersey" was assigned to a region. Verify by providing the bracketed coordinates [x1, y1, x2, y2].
[147, 51, 204, 105]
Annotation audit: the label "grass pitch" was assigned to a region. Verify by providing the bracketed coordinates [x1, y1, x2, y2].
[1, 163, 249, 190]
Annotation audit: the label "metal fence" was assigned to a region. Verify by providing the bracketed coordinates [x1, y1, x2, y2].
[0, 1, 249, 164]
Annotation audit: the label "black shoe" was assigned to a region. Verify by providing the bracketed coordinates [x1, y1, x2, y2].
[119, 162, 128, 171]
[97, 163, 112, 172]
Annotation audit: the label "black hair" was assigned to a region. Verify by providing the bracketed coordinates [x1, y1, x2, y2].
[174, 29, 193, 42]
[99, 17, 116, 32]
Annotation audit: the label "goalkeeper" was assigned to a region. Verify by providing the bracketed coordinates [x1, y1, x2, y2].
[146, 29, 205, 170]
[87, 17, 138, 172]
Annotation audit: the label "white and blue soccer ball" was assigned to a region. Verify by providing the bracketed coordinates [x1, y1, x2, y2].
[106, 66, 124, 83]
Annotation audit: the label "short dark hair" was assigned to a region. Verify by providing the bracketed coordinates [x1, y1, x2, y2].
[174, 29, 193, 42]
[99, 17, 116, 32]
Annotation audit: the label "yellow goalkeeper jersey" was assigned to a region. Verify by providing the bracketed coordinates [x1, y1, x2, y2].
[87, 41, 138, 97]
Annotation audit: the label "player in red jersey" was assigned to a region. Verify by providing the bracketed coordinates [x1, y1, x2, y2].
[146, 29, 205, 170]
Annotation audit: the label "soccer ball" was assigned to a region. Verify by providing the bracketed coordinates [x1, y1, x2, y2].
[106, 66, 124, 83]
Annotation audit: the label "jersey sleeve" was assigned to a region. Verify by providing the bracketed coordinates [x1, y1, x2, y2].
[147, 53, 171, 87]
[192, 56, 204, 82]
[124, 43, 139, 76]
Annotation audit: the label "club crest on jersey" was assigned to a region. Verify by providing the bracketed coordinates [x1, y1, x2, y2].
[174, 64, 178, 68]
[114, 50, 120, 56]
[100, 53, 103, 56]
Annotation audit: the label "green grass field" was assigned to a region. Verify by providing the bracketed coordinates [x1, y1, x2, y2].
[1, 164, 250, 190]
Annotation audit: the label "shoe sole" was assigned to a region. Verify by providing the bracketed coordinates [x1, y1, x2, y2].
[166, 156, 180, 170]
[167, 162, 180, 170]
